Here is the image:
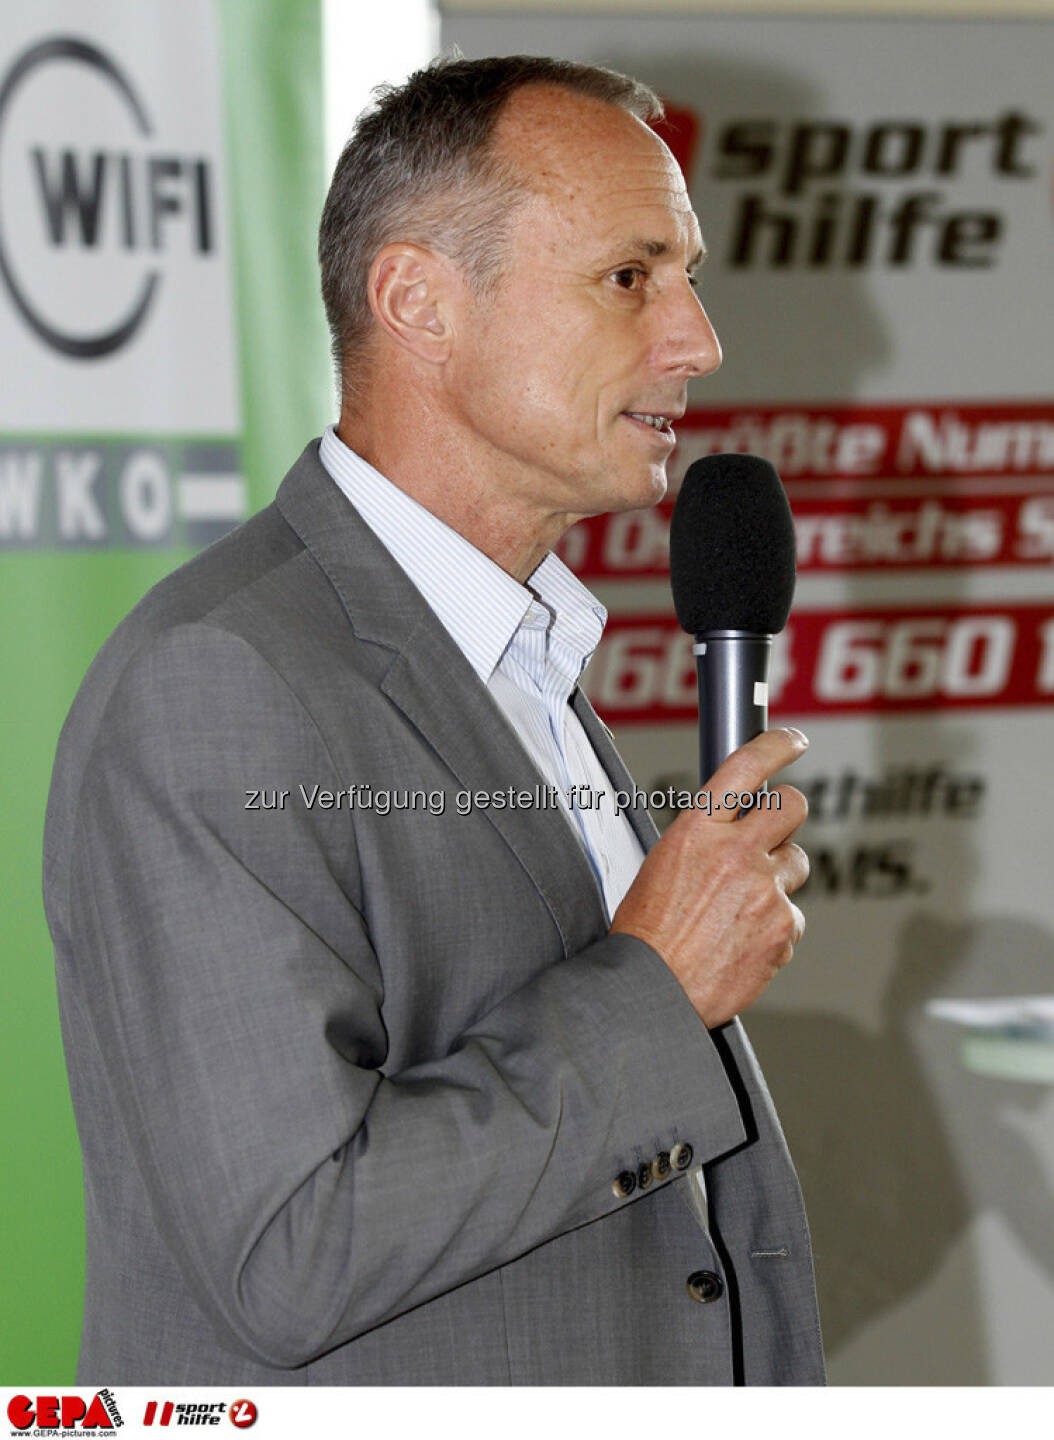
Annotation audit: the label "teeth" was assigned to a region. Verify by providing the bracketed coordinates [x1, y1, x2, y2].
[627, 412, 670, 430]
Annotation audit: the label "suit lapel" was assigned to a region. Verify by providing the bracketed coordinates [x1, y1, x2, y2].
[572, 688, 660, 854]
[276, 442, 609, 959]
[381, 641, 608, 958]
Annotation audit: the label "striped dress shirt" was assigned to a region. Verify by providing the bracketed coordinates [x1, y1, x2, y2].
[318, 425, 645, 919]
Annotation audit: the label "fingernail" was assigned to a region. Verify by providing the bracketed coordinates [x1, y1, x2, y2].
[782, 727, 809, 747]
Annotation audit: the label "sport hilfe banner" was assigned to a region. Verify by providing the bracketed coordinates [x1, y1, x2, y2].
[0, 0, 328, 1381]
[446, 12, 1054, 1386]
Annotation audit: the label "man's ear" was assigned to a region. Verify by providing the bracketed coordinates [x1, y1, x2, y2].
[366, 243, 460, 365]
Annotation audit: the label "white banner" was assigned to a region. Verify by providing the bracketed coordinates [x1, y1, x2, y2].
[445, 11, 1054, 1385]
[0, 0, 238, 432]
[0, 1384, 1039, 1438]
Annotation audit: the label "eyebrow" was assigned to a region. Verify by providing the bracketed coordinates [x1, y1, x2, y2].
[621, 237, 708, 271]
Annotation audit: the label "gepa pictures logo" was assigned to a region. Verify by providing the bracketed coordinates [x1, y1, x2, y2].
[7, 1389, 121, 1431]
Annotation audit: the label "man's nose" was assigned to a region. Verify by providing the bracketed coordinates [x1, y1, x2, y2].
[667, 285, 723, 379]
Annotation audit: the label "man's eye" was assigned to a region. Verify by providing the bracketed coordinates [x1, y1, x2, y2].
[612, 267, 646, 291]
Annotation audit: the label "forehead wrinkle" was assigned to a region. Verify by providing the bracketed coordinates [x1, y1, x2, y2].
[493, 90, 705, 273]
[578, 180, 703, 250]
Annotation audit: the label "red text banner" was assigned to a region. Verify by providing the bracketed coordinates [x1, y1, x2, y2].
[558, 491, 1054, 577]
[670, 399, 1054, 483]
[556, 399, 1054, 579]
[585, 602, 1054, 723]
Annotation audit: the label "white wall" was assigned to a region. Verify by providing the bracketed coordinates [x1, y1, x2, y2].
[323, 0, 441, 170]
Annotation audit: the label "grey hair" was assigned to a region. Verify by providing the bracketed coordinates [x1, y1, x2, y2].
[318, 52, 662, 407]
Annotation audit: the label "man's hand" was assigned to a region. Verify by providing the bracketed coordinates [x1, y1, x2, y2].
[610, 728, 810, 1029]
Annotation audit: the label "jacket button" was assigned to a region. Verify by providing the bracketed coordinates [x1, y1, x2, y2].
[637, 1162, 653, 1190]
[686, 1270, 724, 1304]
[612, 1170, 636, 1199]
[671, 1141, 694, 1171]
[652, 1150, 671, 1180]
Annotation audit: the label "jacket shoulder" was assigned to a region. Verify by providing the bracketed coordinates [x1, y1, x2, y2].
[43, 446, 337, 921]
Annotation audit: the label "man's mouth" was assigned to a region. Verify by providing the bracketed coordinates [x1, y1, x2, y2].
[622, 411, 677, 439]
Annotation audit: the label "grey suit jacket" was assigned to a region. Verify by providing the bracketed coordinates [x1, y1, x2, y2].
[43, 440, 824, 1385]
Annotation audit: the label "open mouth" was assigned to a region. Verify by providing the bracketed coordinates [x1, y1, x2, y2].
[622, 411, 677, 441]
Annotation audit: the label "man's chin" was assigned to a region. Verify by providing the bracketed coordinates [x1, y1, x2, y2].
[615, 465, 668, 512]
[562, 465, 669, 527]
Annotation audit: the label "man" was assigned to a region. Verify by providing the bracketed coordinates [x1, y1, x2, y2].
[44, 55, 824, 1385]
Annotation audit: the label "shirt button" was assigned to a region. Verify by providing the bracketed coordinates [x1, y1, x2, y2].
[671, 1141, 694, 1171]
[612, 1170, 636, 1199]
[637, 1162, 653, 1191]
[686, 1270, 724, 1304]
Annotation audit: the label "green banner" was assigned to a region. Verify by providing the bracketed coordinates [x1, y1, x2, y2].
[0, 0, 328, 1380]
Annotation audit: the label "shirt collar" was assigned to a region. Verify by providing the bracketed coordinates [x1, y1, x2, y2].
[318, 426, 606, 684]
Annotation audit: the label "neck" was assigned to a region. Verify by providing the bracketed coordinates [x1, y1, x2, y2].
[337, 392, 571, 584]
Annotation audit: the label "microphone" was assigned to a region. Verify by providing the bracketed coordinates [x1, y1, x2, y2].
[669, 454, 796, 785]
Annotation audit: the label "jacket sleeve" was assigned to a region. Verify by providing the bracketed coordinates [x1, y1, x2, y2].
[59, 622, 748, 1368]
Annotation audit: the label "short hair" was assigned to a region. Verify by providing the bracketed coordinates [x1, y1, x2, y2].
[318, 53, 662, 405]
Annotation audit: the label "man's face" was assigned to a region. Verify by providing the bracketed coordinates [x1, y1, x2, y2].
[445, 85, 722, 531]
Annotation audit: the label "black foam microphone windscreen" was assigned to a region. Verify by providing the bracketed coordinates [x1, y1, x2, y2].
[669, 453, 798, 783]
[669, 453, 796, 637]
